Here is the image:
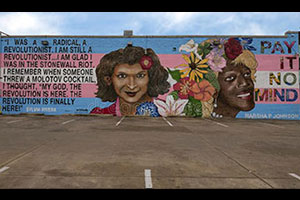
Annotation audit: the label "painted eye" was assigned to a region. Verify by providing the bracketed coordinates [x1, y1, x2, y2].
[244, 72, 251, 78]
[117, 74, 127, 79]
[225, 76, 235, 82]
[136, 73, 146, 79]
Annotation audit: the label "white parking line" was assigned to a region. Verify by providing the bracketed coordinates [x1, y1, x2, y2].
[0, 166, 9, 173]
[61, 119, 76, 125]
[116, 116, 125, 127]
[163, 117, 173, 127]
[289, 173, 300, 181]
[7, 120, 22, 124]
[144, 169, 153, 189]
[204, 119, 229, 128]
[260, 122, 284, 129]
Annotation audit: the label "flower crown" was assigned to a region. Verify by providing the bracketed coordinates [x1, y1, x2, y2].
[165, 37, 256, 117]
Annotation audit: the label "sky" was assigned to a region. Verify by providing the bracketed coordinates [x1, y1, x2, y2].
[0, 12, 299, 36]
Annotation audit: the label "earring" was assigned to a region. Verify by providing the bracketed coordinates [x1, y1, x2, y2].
[211, 97, 223, 118]
[213, 98, 218, 108]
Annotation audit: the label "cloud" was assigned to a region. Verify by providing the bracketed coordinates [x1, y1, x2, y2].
[146, 12, 204, 35]
[141, 12, 299, 36]
[136, 12, 270, 35]
[0, 12, 63, 35]
[0, 12, 298, 36]
[216, 12, 300, 35]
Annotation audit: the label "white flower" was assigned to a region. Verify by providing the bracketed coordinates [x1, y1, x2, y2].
[179, 39, 202, 60]
[154, 95, 188, 117]
[167, 73, 177, 86]
[179, 39, 198, 52]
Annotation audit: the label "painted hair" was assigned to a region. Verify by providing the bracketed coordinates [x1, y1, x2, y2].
[230, 49, 258, 82]
[205, 40, 258, 117]
[95, 45, 170, 102]
[179, 38, 258, 118]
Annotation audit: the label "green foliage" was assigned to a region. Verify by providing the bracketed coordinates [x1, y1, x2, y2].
[169, 90, 179, 100]
[167, 68, 181, 82]
[204, 69, 220, 92]
[184, 96, 202, 117]
[197, 42, 212, 58]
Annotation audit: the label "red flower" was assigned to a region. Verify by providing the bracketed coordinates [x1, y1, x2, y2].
[224, 38, 243, 60]
[173, 77, 195, 99]
[139, 55, 153, 70]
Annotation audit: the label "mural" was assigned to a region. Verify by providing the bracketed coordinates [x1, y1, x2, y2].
[90, 45, 170, 116]
[166, 38, 258, 118]
[0, 32, 299, 119]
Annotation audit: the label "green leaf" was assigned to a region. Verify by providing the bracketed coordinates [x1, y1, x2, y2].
[169, 90, 179, 100]
[204, 70, 220, 92]
[204, 42, 211, 49]
[197, 42, 212, 58]
[184, 96, 202, 117]
[203, 49, 210, 58]
[167, 68, 182, 82]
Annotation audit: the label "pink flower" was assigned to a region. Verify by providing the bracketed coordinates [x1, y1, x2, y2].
[173, 77, 195, 99]
[206, 50, 226, 72]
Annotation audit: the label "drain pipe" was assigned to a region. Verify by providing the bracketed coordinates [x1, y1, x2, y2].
[0, 31, 9, 97]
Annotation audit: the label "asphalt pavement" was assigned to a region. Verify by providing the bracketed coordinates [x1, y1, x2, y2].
[0, 114, 300, 189]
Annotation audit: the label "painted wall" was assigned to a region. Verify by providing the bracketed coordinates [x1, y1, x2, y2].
[0, 32, 299, 119]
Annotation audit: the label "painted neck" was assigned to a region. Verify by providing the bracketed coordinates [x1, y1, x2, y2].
[213, 98, 240, 118]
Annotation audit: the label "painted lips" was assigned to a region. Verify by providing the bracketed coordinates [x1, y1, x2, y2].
[237, 92, 252, 100]
[125, 91, 137, 97]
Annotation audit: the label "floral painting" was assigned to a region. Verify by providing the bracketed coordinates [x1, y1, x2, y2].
[90, 37, 258, 118]
[156, 37, 258, 118]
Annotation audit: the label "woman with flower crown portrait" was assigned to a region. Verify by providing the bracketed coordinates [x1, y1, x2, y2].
[166, 37, 258, 118]
[90, 44, 170, 117]
[212, 38, 258, 118]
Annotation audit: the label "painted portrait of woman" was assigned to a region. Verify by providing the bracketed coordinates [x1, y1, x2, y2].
[90, 44, 170, 116]
[212, 39, 258, 118]
[165, 37, 258, 118]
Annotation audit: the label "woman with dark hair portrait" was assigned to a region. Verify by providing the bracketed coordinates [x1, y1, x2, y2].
[90, 45, 170, 116]
[212, 48, 258, 118]
[173, 37, 258, 118]
[210, 38, 258, 118]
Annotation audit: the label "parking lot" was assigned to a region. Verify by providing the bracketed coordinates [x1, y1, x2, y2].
[0, 114, 300, 189]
